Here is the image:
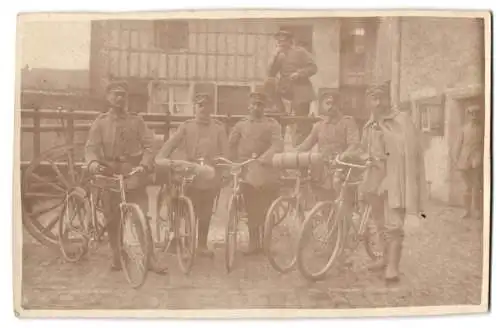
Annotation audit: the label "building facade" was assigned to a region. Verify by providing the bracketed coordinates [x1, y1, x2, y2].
[375, 16, 486, 205]
[89, 17, 379, 124]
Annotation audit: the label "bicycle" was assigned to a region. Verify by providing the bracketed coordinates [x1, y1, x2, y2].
[213, 156, 257, 273]
[296, 154, 384, 281]
[263, 167, 315, 274]
[155, 159, 200, 275]
[60, 160, 152, 288]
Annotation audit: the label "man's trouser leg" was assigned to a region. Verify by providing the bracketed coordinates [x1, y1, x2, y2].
[383, 198, 406, 283]
[102, 192, 121, 270]
[364, 193, 388, 271]
[471, 167, 483, 220]
[186, 187, 218, 256]
[461, 170, 474, 218]
[127, 187, 168, 274]
[292, 101, 312, 147]
[241, 184, 279, 255]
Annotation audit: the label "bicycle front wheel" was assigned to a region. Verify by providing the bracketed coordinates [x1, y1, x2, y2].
[58, 188, 90, 263]
[361, 205, 384, 261]
[225, 193, 248, 273]
[263, 196, 302, 274]
[119, 203, 151, 289]
[174, 195, 196, 274]
[297, 200, 345, 281]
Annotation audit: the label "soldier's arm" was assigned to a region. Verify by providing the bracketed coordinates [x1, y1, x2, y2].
[218, 123, 230, 160]
[155, 123, 186, 162]
[137, 117, 155, 170]
[84, 118, 102, 163]
[228, 122, 242, 160]
[295, 47, 317, 78]
[296, 122, 319, 152]
[267, 51, 283, 78]
[344, 117, 361, 153]
[260, 120, 284, 164]
[452, 128, 464, 165]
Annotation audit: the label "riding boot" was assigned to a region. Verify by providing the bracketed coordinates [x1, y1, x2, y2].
[197, 220, 214, 258]
[244, 227, 261, 256]
[368, 244, 388, 271]
[108, 227, 122, 271]
[462, 192, 472, 219]
[385, 230, 404, 283]
[367, 232, 388, 272]
[145, 216, 168, 275]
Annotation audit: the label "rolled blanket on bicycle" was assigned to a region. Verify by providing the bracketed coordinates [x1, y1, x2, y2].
[154, 159, 218, 189]
[271, 152, 323, 169]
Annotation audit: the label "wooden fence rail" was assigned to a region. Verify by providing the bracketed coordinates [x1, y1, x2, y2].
[21, 108, 321, 162]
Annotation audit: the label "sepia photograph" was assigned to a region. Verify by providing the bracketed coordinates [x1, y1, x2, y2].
[12, 9, 491, 318]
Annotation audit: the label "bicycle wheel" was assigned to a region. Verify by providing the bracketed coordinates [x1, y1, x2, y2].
[361, 205, 384, 261]
[296, 200, 345, 281]
[119, 203, 150, 289]
[57, 187, 90, 263]
[225, 193, 248, 273]
[174, 195, 196, 274]
[155, 185, 174, 252]
[263, 196, 302, 274]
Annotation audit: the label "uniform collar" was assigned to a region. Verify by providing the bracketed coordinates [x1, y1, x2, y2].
[324, 113, 342, 124]
[107, 108, 128, 119]
[195, 115, 211, 125]
[248, 114, 265, 122]
[364, 108, 399, 128]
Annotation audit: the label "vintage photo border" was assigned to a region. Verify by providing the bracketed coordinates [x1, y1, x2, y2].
[12, 9, 492, 318]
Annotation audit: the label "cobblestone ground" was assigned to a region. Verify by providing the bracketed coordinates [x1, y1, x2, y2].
[21, 188, 485, 310]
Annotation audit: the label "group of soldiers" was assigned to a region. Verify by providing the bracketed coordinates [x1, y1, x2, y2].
[84, 29, 482, 285]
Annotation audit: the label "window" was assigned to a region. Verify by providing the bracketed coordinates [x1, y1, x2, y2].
[417, 95, 445, 136]
[154, 20, 189, 52]
[339, 19, 377, 86]
[148, 81, 191, 115]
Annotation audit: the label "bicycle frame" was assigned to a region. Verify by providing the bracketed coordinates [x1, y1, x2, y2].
[327, 155, 373, 242]
[87, 164, 143, 238]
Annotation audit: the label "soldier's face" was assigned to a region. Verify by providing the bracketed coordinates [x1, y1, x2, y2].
[322, 98, 340, 117]
[369, 93, 390, 116]
[468, 107, 481, 123]
[107, 90, 127, 109]
[277, 37, 292, 51]
[195, 102, 212, 117]
[249, 101, 265, 116]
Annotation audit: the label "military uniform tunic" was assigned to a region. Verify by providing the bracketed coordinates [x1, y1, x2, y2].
[155, 117, 229, 190]
[229, 116, 284, 188]
[297, 115, 360, 157]
[85, 110, 155, 191]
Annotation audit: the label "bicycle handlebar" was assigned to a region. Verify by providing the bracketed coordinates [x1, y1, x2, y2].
[86, 160, 144, 179]
[334, 154, 375, 169]
[214, 157, 256, 169]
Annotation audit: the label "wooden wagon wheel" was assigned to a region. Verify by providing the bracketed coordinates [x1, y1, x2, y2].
[21, 143, 89, 249]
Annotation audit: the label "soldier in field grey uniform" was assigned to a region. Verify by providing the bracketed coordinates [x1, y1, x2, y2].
[85, 80, 167, 274]
[155, 93, 229, 257]
[296, 90, 360, 199]
[452, 104, 484, 220]
[228, 91, 284, 255]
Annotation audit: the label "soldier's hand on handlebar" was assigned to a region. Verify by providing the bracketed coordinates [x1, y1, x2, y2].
[88, 161, 108, 175]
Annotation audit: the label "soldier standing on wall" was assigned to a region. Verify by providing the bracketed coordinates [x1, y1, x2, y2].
[155, 93, 230, 258]
[85, 80, 168, 274]
[267, 29, 318, 147]
[228, 90, 284, 255]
